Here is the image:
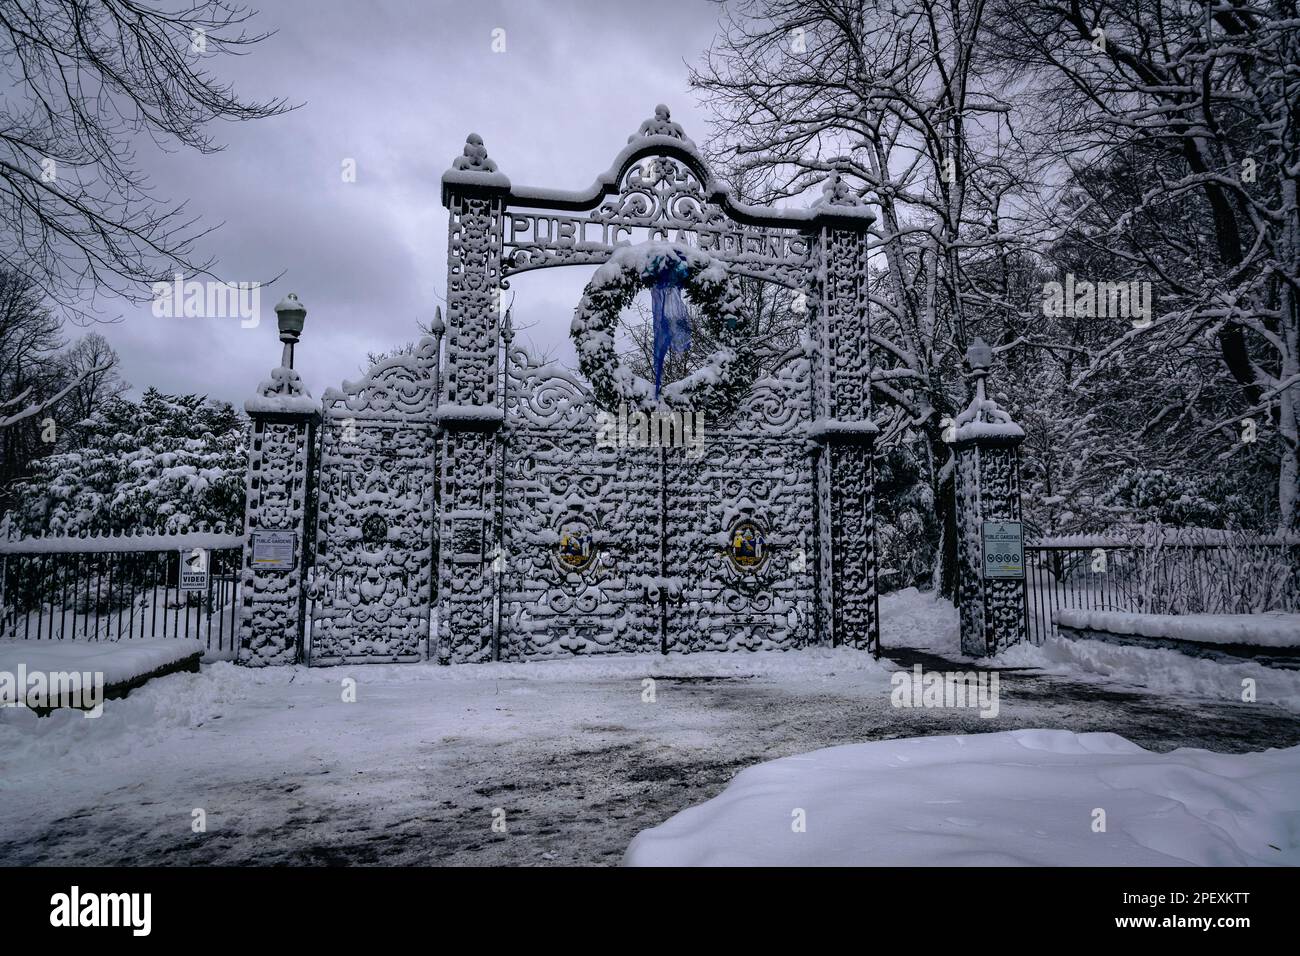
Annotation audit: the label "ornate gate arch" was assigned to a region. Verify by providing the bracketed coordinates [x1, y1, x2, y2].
[304, 106, 878, 663]
[425, 105, 880, 663]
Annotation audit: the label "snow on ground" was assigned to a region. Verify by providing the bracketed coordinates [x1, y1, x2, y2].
[881, 586, 1300, 713]
[1, 589, 1296, 865]
[0, 639, 203, 688]
[1053, 609, 1300, 647]
[880, 587, 960, 653]
[624, 729, 1300, 866]
[997, 635, 1300, 713]
[0, 648, 892, 772]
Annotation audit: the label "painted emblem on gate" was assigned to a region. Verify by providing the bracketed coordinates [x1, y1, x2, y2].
[728, 520, 767, 571]
[555, 520, 596, 572]
[361, 514, 388, 549]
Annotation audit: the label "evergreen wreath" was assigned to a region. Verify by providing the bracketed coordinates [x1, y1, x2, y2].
[571, 243, 755, 416]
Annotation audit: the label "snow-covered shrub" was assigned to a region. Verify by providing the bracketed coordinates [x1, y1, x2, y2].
[3, 389, 247, 536]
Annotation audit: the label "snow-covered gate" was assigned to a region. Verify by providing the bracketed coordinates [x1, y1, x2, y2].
[308, 342, 439, 665]
[498, 332, 816, 656]
[273, 105, 885, 665]
[431, 105, 881, 663]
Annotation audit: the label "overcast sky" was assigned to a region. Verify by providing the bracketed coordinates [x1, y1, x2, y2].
[96, 0, 725, 405]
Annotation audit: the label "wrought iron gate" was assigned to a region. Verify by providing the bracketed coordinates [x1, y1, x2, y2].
[309, 339, 440, 664]
[292, 105, 880, 665]
[497, 336, 816, 659]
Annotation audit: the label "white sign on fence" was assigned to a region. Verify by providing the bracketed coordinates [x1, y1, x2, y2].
[251, 530, 295, 570]
[179, 547, 209, 591]
[982, 521, 1024, 579]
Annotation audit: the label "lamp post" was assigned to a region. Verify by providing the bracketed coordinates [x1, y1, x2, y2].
[966, 336, 993, 404]
[275, 293, 307, 369]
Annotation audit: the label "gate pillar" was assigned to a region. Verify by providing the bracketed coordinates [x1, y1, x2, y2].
[808, 176, 879, 652]
[437, 134, 508, 662]
[952, 339, 1028, 655]
[239, 294, 319, 666]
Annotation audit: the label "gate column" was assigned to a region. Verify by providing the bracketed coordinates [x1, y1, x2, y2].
[952, 339, 1028, 655]
[808, 175, 879, 652]
[239, 294, 319, 666]
[437, 134, 509, 663]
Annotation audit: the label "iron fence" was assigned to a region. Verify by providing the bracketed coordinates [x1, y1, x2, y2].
[1024, 538, 1300, 642]
[0, 535, 244, 658]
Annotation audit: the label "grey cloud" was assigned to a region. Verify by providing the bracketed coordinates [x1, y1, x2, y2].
[95, 0, 720, 405]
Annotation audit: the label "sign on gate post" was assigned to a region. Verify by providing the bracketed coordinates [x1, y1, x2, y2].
[179, 547, 209, 591]
[251, 530, 296, 570]
[982, 521, 1024, 579]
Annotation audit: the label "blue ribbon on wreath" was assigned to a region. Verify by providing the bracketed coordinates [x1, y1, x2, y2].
[649, 257, 692, 398]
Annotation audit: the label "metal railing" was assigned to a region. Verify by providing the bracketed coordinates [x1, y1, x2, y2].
[1024, 537, 1300, 643]
[0, 533, 244, 658]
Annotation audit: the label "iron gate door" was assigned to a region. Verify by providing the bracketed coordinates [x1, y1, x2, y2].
[310, 341, 439, 664]
[498, 343, 815, 658]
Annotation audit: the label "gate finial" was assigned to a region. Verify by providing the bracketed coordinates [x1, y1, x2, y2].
[629, 104, 691, 144]
[453, 133, 498, 172]
[820, 170, 862, 208]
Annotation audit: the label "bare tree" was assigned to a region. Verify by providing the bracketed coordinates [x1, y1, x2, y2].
[58, 332, 129, 436]
[0, 0, 293, 323]
[0, 269, 121, 512]
[987, 0, 1300, 530]
[692, 0, 1043, 593]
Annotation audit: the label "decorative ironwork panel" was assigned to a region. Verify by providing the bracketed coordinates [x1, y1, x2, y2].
[808, 221, 880, 652]
[663, 437, 814, 651]
[446, 195, 504, 406]
[822, 227, 871, 421]
[503, 155, 810, 289]
[828, 442, 879, 649]
[438, 180, 506, 663]
[956, 442, 1027, 655]
[312, 340, 439, 664]
[499, 345, 815, 656]
[239, 415, 315, 666]
[498, 351, 659, 657]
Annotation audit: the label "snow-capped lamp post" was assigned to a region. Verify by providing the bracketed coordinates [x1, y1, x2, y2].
[276, 291, 306, 369]
[952, 337, 1029, 656]
[238, 292, 320, 666]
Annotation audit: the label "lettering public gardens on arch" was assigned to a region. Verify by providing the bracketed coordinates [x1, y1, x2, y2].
[503, 211, 810, 286]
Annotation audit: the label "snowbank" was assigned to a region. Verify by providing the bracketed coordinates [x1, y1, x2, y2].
[0, 639, 204, 688]
[997, 636, 1300, 712]
[1054, 609, 1300, 648]
[0, 656, 232, 773]
[624, 729, 1300, 866]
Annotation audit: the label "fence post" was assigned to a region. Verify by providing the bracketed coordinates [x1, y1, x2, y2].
[952, 338, 1028, 655]
[238, 293, 320, 666]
